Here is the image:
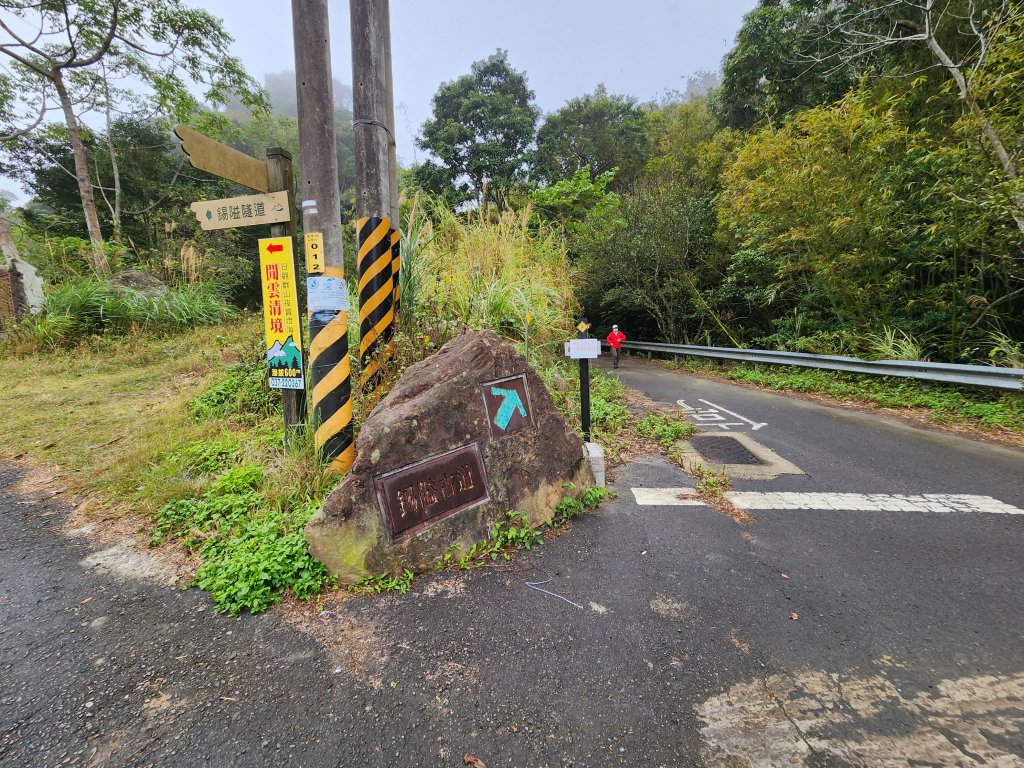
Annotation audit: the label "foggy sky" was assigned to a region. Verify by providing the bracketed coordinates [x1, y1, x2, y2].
[1, 1, 756, 200]
[173, 0, 757, 164]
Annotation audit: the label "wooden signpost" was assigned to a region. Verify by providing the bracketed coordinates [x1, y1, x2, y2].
[173, 124, 270, 192]
[175, 124, 305, 430]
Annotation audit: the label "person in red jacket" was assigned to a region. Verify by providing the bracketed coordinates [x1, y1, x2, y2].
[606, 324, 626, 369]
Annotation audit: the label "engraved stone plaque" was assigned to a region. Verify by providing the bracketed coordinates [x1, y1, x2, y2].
[481, 373, 533, 438]
[376, 443, 489, 542]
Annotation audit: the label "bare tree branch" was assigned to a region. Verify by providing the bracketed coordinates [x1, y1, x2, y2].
[0, 85, 48, 140]
[125, 154, 187, 215]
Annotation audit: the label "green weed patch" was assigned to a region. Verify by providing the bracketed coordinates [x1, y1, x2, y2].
[635, 411, 696, 447]
[152, 463, 334, 616]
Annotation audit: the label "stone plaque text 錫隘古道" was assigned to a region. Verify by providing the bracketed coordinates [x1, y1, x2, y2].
[375, 443, 489, 542]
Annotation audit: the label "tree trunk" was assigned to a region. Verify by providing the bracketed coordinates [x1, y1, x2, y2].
[102, 68, 123, 243]
[106, 133, 122, 243]
[0, 215, 20, 264]
[52, 69, 109, 274]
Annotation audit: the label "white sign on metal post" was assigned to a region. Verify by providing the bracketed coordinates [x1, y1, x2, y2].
[190, 191, 291, 231]
[565, 338, 602, 359]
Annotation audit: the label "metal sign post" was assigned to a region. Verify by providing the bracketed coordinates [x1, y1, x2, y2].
[577, 319, 592, 442]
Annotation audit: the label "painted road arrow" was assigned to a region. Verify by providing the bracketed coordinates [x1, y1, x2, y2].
[491, 386, 527, 430]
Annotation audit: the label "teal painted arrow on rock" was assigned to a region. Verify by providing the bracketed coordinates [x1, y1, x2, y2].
[491, 386, 526, 430]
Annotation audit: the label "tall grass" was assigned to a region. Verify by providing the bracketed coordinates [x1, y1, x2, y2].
[4, 278, 238, 353]
[400, 196, 577, 359]
[863, 326, 925, 361]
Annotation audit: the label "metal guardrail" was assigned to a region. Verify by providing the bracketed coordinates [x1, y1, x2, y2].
[604, 340, 1024, 391]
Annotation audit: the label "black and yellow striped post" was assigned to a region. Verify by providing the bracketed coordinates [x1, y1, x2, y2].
[390, 225, 401, 322]
[357, 216, 394, 393]
[308, 264, 354, 474]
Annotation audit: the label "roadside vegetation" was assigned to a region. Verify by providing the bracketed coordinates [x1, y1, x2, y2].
[657, 356, 1024, 438]
[0, 193, 622, 614]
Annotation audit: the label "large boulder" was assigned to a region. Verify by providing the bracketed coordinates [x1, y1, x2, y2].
[306, 330, 592, 582]
[108, 269, 168, 298]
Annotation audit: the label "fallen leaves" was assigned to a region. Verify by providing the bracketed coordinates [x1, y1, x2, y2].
[729, 628, 750, 654]
[464, 754, 488, 768]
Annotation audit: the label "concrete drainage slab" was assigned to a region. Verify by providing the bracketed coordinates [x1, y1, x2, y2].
[674, 432, 803, 480]
[689, 435, 766, 466]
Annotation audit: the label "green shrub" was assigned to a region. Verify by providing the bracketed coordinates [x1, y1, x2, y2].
[551, 485, 607, 522]
[193, 510, 333, 615]
[5, 277, 237, 352]
[189, 357, 278, 424]
[635, 411, 696, 447]
[152, 461, 332, 614]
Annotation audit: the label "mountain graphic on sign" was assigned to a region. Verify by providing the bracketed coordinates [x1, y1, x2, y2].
[267, 335, 302, 369]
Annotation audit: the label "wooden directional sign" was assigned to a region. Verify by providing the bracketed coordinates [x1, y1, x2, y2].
[174, 123, 270, 192]
[190, 191, 291, 231]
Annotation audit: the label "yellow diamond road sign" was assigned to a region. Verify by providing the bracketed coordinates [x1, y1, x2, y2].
[576, 320, 591, 333]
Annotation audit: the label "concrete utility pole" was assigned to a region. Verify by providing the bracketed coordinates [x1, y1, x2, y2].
[292, 0, 354, 474]
[351, 0, 396, 394]
[381, 0, 401, 319]
[381, 1, 400, 230]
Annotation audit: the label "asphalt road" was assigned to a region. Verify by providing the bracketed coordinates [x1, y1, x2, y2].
[2, 360, 1023, 767]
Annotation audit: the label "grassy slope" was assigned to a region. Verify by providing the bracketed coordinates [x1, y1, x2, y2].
[0, 320, 257, 515]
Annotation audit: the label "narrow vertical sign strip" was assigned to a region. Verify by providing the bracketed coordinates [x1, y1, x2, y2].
[259, 237, 305, 390]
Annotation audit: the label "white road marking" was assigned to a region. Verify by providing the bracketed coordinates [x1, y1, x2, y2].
[729, 491, 1023, 514]
[677, 398, 767, 431]
[630, 487, 705, 506]
[631, 488, 1023, 515]
[697, 398, 768, 430]
[697, 668, 1024, 767]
